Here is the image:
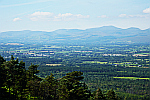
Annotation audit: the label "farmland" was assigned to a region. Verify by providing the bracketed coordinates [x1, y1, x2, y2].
[0, 42, 150, 99]
[113, 77, 150, 80]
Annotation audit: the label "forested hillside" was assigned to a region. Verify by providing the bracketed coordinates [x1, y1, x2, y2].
[0, 55, 122, 100]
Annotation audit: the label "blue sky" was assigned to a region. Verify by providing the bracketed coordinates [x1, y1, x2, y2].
[0, 0, 150, 32]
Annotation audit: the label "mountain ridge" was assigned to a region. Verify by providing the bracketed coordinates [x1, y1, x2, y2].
[1, 26, 150, 44]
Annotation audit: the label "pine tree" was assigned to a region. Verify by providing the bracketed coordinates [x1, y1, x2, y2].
[2, 56, 17, 99]
[26, 63, 41, 99]
[2, 55, 27, 99]
[27, 63, 39, 80]
[14, 60, 27, 99]
[94, 88, 105, 100]
[0, 55, 9, 100]
[106, 89, 117, 100]
[39, 73, 58, 99]
[58, 71, 90, 100]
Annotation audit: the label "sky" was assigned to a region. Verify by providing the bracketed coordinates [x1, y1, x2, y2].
[0, 0, 150, 32]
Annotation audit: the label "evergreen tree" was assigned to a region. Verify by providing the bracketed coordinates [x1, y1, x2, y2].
[39, 73, 58, 100]
[27, 63, 39, 80]
[94, 88, 105, 100]
[14, 60, 27, 99]
[2, 56, 17, 99]
[2, 55, 27, 99]
[0, 55, 9, 100]
[26, 63, 41, 99]
[58, 71, 90, 100]
[106, 89, 117, 100]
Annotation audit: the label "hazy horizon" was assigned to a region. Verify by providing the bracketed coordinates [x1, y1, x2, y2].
[1, 25, 150, 33]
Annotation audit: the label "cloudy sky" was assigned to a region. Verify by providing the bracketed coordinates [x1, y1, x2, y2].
[0, 0, 150, 32]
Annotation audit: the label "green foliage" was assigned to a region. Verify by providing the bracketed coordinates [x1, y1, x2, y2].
[94, 88, 105, 100]
[38, 73, 58, 99]
[26, 64, 42, 99]
[27, 64, 39, 80]
[0, 53, 149, 100]
[0, 55, 10, 100]
[58, 71, 91, 100]
[106, 89, 120, 100]
[1, 55, 27, 99]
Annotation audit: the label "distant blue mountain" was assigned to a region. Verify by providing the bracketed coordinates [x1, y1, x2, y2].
[0, 26, 150, 44]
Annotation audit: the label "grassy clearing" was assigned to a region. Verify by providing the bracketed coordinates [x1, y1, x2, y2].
[49, 46, 61, 48]
[128, 66, 138, 67]
[113, 63, 124, 64]
[46, 64, 62, 66]
[123, 62, 132, 64]
[113, 77, 150, 80]
[116, 71, 127, 72]
[136, 53, 150, 54]
[135, 59, 142, 60]
[82, 61, 107, 64]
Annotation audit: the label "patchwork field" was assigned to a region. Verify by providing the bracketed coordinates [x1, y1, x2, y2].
[113, 77, 150, 80]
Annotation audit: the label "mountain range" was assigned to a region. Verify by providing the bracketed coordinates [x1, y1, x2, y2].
[0, 26, 150, 44]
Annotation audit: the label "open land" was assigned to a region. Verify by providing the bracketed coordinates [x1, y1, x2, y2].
[0, 43, 150, 99]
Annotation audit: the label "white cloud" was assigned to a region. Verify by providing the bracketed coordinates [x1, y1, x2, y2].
[55, 13, 89, 21]
[143, 7, 150, 13]
[57, 13, 73, 17]
[30, 11, 54, 21]
[76, 14, 90, 18]
[13, 18, 22, 21]
[119, 14, 127, 17]
[128, 15, 145, 18]
[30, 17, 38, 21]
[98, 15, 107, 18]
[31, 11, 54, 16]
[118, 14, 146, 18]
[56, 13, 89, 21]
[55, 13, 75, 21]
[29, 12, 89, 21]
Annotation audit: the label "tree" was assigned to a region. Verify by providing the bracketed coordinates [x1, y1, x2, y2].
[26, 63, 42, 99]
[13, 60, 27, 99]
[106, 89, 118, 100]
[2, 55, 18, 99]
[0, 55, 10, 100]
[39, 73, 58, 100]
[94, 88, 105, 100]
[27, 63, 39, 80]
[58, 71, 90, 100]
[2, 55, 27, 99]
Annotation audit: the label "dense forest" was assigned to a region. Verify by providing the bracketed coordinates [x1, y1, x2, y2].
[0, 43, 150, 100]
[0, 55, 122, 100]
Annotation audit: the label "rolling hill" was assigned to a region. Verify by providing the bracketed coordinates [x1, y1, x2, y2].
[0, 26, 150, 44]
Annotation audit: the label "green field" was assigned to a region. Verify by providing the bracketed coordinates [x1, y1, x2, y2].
[113, 77, 150, 80]
[82, 61, 107, 64]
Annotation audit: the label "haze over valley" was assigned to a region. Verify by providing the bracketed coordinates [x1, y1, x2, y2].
[1, 26, 150, 44]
